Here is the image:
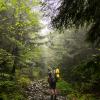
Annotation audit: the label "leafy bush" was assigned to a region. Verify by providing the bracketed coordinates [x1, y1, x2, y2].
[0, 81, 17, 92]
[71, 55, 100, 93]
[0, 49, 14, 74]
[18, 76, 31, 87]
[32, 67, 41, 79]
[0, 93, 7, 100]
[0, 80, 26, 100]
[56, 80, 74, 95]
[0, 92, 26, 100]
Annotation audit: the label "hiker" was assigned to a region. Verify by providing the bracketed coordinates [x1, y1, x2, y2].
[48, 69, 57, 100]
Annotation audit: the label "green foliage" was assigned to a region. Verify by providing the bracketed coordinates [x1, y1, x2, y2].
[67, 93, 98, 100]
[0, 0, 41, 72]
[0, 81, 16, 91]
[17, 76, 31, 87]
[0, 92, 26, 100]
[0, 80, 26, 100]
[50, 0, 100, 46]
[0, 49, 13, 63]
[32, 67, 41, 79]
[71, 55, 100, 93]
[0, 0, 41, 99]
[0, 0, 41, 73]
[57, 80, 74, 95]
[0, 93, 7, 100]
[0, 49, 14, 82]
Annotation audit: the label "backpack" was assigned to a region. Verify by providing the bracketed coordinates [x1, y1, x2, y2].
[55, 68, 60, 79]
[55, 68, 60, 74]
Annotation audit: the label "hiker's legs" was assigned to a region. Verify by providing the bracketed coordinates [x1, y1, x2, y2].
[51, 89, 55, 95]
[50, 95, 53, 100]
[51, 89, 57, 95]
[53, 89, 57, 100]
[50, 89, 54, 100]
[51, 82, 57, 100]
[54, 89, 57, 95]
[49, 82, 57, 100]
[51, 89, 57, 100]
[53, 82, 57, 99]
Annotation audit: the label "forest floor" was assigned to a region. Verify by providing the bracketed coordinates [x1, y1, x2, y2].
[25, 79, 67, 100]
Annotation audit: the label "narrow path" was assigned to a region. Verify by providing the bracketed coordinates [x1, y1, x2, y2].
[25, 79, 67, 100]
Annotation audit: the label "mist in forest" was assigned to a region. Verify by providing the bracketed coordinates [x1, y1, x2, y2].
[0, 0, 100, 99]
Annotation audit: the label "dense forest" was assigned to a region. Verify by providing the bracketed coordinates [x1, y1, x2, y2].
[0, 0, 100, 100]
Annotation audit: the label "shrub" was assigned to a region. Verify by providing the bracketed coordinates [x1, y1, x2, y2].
[56, 80, 73, 95]
[0, 92, 26, 100]
[0, 93, 7, 100]
[0, 81, 17, 92]
[18, 76, 31, 87]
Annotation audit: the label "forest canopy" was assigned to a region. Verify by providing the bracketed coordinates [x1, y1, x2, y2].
[50, 0, 100, 46]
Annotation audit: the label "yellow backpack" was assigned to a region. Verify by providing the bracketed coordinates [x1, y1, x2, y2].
[55, 68, 60, 73]
[55, 68, 60, 79]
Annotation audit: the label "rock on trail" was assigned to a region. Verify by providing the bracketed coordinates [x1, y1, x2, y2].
[25, 79, 67, 100]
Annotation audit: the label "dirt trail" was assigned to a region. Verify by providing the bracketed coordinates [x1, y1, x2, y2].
[25, 79, 67, 100]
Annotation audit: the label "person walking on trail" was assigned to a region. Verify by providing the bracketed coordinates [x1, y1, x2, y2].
[48, 69, 57, 100]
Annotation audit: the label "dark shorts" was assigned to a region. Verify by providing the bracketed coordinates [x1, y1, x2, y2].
[49, 82, 56, 89]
